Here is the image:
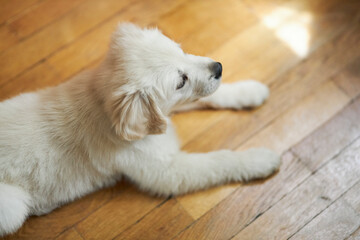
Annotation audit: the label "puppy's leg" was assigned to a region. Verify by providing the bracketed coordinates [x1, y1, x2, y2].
[174, 80, 269, 112]
[0, 183, 31, 236]
[121, 148, 280, 196]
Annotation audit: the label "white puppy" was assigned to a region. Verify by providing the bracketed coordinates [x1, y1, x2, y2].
[0, 23, 280, 236]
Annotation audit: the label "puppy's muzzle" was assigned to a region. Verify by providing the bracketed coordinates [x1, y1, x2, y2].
[210, 62, 222, 79]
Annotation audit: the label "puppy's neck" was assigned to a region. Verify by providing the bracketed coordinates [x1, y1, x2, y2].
[38, 66, 120, 147]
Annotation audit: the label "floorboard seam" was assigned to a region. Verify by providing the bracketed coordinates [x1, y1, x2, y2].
[229, 135, 360, 239]
[110, 197, 170, 240]
[286, 179, 360, 240]
[0, 0, 143, 89]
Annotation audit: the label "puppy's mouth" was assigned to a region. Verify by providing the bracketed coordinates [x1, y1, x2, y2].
[198, 77, 221, 97]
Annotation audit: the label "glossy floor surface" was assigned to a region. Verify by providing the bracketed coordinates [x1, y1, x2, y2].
[1, 0, 360, 239]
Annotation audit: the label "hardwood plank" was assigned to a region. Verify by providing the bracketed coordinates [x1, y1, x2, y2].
[347, 227, 360, 240]
[172, 110, 225, 149]
[4, 183, 128, 240]
[182, 23, 360, 153]
[291, 181, 360, 239]
[0, 0, 188, 100]
[0, 0, 137, 85]
[1, 0, 359, 239]
[0, 26, 18, 53]
[177, 79, 348, 220]
[8, 0, 86, 40]
[0, 62, 63, 101]
[120, 0, 188, 26]
[0, 0, 188, 99]
[175, 151, 311, 239]
[343, 182, 360, 214]
[173, 12, 355, 147]
[0, 0, 41, 24]
[75, 187, 165, 240]
[48, 0, 250, 82]
[290, 199, 360, 240]
[176, 25, 360, 220]
[46, 0, 189, 79]
[2, 0, 352, 118]
[176, 182, 240, 220]
[238, 80, 350, 154]
[157, 0, 257, 56]
[333, 57, 360, 99]
[243, 0, 360, 18]
[173, 0, 359, 146]
[114, 199, 194, 240]
[3, 1, 249, 101]
[232, 138, 360, 240]
[2, 0, 353, 145]
[55, 228, 83, 240]
[211, 0, 358, 84]
[0, 54, 103, 101]
[208, 22, 299, 84]
[292, 97, 360, 171]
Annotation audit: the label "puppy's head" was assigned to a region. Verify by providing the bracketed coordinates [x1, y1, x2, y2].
[104, 23, 222, 141]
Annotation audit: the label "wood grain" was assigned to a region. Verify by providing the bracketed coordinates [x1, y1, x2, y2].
[3, 183, 129, 240]
[1, 0, 360, 239]
[176, 25, 360, 220]
[333, 57, 360, 99]
[75, 187, 165, 240]
[213, 0, 359, 84]
[55, 228, 84, 240]
[243, 0, 360, 18]
[290, 199, 360, 240]
[181, 23, 360, 153]
[238, 80, 349, 154]
[176, 79, 348, 220]
[0, 0, 188, 101]
[347, 227, 360, 240]
[0, 62, 63, 101]
[0, 26, 18, 53]
[0, 0, 41, 24]
[292, 97, 360, 171]
[157, 0, 257, 56]
[114, 199, 194, 240]
[175, 152, 311, 239]
[343, 182, 360, 215]
[233, 138, 360, 239]
[8, 0, 86, 40]
[0, 0, 137, 84]
[292, 181, 360, 239]
[173, 0, 359, 147]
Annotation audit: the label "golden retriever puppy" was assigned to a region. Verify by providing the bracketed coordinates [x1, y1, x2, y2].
[0, 23, 280, 236]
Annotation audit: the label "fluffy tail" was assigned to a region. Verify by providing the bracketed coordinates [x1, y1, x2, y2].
[0, 183, 31, 236]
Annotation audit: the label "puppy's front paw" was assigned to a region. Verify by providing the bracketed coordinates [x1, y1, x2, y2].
[237, 148, 281, 181]
[230, 80, 269, 109]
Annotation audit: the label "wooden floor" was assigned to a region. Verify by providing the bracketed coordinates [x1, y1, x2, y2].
[1, 0, 360, 239]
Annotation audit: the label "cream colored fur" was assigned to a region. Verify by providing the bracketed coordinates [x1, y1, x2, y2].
[0, 23, 280, 236]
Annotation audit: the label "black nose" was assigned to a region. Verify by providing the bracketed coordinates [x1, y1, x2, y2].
[211, 62, 222, 79]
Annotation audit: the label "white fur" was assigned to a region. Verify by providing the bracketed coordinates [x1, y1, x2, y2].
[0, 23, 280, 236]
[0, 184, 31, 234]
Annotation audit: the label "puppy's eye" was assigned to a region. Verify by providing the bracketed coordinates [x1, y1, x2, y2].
[177, 74, 188, 90]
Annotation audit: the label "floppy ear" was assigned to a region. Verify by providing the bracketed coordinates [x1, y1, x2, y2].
[110, 90, 167, 141]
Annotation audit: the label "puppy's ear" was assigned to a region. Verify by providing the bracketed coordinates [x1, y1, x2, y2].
[110, 91, 167, 141]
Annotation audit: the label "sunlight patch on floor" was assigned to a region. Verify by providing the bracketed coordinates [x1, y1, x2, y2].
[262, 7, 313, 58]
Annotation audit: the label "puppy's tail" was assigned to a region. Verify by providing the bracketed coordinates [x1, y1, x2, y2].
[0, 183, 31, 236]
